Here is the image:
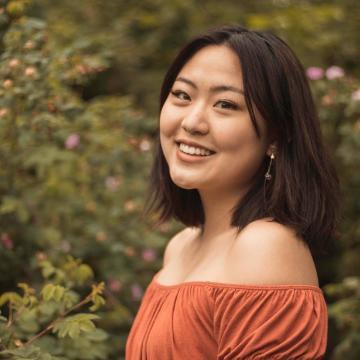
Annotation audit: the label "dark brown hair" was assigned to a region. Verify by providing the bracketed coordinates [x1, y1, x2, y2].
[142, 24, 341, 257]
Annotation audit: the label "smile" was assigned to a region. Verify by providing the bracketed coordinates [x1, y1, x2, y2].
[178, 142, 212, 156]
[175, 142, 216, 162]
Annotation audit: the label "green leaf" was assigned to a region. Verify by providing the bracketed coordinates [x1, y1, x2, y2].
[39, 261, 56, 279]
[0, 292, 23, 308]
[52, 313, 100, 339]
[41, 284, 56, 301]
[0, 196, 19, 214]
[40, 284, 65, 302]
[75, 264, 94, 284]
[89, 295, 106, 312]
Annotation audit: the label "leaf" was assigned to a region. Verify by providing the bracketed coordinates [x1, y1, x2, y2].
[68, 322, 81, 339]
[0, 292, 23, 308]
[39, 261, 56, 279]
[0, 344, 43, 359]
[41, 284, 55, 301]
[89, 295, 106, 312]
[16, 307, 41, 334]
[79, 319, 96, 332]
[62, 290, 79, 310]
[0, 196, 19, 214]
[75, 264, 94, 284]
[40, 284, 65, 302]
[83, 328, 108, 342]
[53, 286, 65, 302]
[52, 313, 100, 339]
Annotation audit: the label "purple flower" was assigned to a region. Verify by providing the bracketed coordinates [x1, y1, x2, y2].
[326, 66, 345, 80]
[131, 283, 143, 301]
[141, 248, 157, 262]
[65, 133, 80, 149]
[306, 67, 324, 80]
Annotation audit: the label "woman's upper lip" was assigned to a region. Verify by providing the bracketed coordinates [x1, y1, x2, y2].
[175, 138, 216, 153]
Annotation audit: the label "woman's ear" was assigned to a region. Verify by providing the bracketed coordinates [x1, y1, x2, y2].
[266, 143, 277, 157]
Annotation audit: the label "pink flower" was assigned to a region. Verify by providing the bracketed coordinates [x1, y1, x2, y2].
[1, 233, 13, 249]
[306, 67, 324, 80]
[65, 133, 80, 149]
[9, 58, 20, 68]
[141, 248, 157, 262]
[24, 41, 35, 50]
[24, 66, 38, 77]
[124, 200, 136, 212]
[326, 66, 345, 80]
[0, 108, 9, 118]
[3, 79, 13, 88]
[131, 283, 143, 301]
[139, 138, 151, 152]
[351, 89, 360, 101]
[108, 279, 122, 293]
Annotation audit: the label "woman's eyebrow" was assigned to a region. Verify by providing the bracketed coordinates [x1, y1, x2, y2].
[174, 76, 244, 95]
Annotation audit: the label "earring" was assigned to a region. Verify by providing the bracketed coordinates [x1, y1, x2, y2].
[265, 152, 275, 181]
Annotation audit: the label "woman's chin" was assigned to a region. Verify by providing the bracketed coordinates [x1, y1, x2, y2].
[170, 173, 201, 190]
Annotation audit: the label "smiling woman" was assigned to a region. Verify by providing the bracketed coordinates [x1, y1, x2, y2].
[160, 44, 269, 196]
[126, 24, 340, 359]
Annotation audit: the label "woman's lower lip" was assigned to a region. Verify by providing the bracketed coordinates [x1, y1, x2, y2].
[176, 146, 215, 162]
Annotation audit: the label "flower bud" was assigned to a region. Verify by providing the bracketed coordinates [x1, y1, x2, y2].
[24, 40, 35, 50]
[9, 58, 20, 68]
[3, 79, 13, 88]
[25, 66, 37, 77]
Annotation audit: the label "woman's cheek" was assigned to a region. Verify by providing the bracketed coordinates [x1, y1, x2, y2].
[160, 103, 174, 127]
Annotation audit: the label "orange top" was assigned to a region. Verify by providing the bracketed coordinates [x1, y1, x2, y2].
[125, 270, 328, 359]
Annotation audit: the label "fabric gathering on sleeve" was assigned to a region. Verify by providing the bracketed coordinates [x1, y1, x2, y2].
[125, 272, 328, 360]
[212, 285, 328, 360]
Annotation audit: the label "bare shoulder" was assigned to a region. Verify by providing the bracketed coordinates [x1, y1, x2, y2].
[163, 227, 198, 267]
[228, 219, 319, 286]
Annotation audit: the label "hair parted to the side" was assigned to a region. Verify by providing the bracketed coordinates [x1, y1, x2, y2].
[141, 24, 341, 257]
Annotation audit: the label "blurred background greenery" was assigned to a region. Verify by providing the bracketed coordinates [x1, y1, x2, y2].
[0, 0, 359, 359]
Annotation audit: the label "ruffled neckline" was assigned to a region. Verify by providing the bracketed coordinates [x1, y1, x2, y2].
[151, 270, 323, 293]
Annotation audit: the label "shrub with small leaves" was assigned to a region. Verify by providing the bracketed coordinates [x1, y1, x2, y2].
[323, 277, 360, 360]
[0, 256, 109, 359]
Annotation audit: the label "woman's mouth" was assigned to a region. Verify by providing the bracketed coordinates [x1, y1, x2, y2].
[175, 142, 216, 162]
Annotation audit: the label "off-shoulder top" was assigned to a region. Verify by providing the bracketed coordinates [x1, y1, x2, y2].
[125, 270, 328, 359]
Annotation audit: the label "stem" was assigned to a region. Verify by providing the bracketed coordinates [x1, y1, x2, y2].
[6, 303, 13, 328]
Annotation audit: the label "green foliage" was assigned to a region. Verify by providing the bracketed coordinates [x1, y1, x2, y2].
[0, 1, 159, 358]
[0, 0, 359, 359]
[52, 313, 99, 339]
[0, 257, 108, 359]
[308, 64, 360, 358]
[324, 277, 360, 360]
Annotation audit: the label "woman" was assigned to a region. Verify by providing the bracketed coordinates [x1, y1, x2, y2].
[125, 24, 340, 359]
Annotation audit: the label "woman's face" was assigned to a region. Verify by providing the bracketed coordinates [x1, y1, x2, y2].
[160, 45, 271, 193]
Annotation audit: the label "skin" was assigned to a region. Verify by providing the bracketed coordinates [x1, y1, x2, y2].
[160, 44, 275, 245]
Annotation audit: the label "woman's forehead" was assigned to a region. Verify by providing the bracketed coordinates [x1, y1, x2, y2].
[177, 45, 244, 89]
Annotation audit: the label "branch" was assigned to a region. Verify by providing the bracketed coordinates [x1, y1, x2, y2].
[24, 293, 92, 347]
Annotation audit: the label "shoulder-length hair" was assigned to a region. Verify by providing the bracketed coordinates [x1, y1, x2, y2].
[141, 24, 341, 257]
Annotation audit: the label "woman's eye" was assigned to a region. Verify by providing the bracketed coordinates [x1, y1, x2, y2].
[215, 101, 239, 111]
[170, 90, 190, 101]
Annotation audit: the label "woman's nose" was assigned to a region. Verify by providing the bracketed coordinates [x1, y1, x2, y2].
[181, 104, 209, 135]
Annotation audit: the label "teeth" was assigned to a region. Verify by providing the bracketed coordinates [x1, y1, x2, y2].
[179, 143, 212, 156]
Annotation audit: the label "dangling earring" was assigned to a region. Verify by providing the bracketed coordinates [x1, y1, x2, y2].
[265, 152, 275, 181]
